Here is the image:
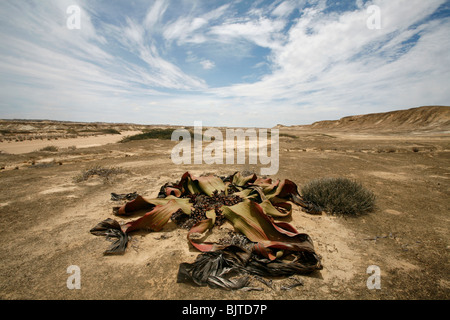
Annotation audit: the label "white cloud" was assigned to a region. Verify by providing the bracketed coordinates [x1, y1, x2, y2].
[200, 59, 215, 70]
[0, 0, 207, 121]
[87, 4, 207, 90]
[144, 0, 168, 29]
[209, 16, 287, 50]
[163, 4, 230, 44]
[0, 0, 448, 127]
[272, 0, 302, 17]
[208, 0, 450, 124]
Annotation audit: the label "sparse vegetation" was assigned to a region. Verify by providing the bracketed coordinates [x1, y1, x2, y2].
[101, 128, 121, 135]
[301, 177, 376, 216]
[120, 129, 174, 142]
[377, 146, 397, 153]
[280, 133, 298, 139]
[39, 145, 59, 152]
[79, 128, 121, 135]
[66, 128, 78, 135]
[74, 165, 128, 183]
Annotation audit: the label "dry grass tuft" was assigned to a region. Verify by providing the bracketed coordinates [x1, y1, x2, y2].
[39, 145, 59, 152]
[301, 177, 376, 215]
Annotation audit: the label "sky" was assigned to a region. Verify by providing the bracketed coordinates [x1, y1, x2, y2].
[0, 0, 449, 127]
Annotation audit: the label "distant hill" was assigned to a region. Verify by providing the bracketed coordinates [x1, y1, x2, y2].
[304, 106, 450, 132]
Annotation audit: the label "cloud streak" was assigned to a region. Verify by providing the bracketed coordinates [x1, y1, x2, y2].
[0, 0, 448, 126]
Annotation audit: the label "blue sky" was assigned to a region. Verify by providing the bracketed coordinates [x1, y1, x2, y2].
[0, 0, 449, 127]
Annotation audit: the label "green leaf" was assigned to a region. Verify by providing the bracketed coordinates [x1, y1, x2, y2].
[116, 196, 191, 233]
[173, 172, 226, 196]
[231, 171, 257, 186]
[195, 175, 226, 196]
[259, 199, 292, 218]
[123, 199, 188, 233]
[187, 217, 224, 252]
[222, 200, 316, 260]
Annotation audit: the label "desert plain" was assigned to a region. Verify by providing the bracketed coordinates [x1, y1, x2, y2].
[0, 106, 448, 300]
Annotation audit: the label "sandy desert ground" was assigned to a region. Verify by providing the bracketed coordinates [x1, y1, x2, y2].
[0, 107, 448, 300]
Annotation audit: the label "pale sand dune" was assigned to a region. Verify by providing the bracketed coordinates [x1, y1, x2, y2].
[0, 131, 141, 154]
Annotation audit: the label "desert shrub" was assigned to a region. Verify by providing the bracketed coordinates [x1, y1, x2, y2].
[120, 129, 174, 142]
[74, 165, 128, 183]
[66, 128, 78, 135]
[376, 147, 397, 153]
[40, 145, 59, 152]
[301, 177, 376, 215]
[101, 128, 121, 135]
[76, 128, 120, 135]
[280, 133, 298, 139]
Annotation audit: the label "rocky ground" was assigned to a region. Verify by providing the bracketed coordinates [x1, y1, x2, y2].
[0, 118, 448, 300]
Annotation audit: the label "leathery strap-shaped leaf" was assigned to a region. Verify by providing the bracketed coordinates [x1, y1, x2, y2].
[259, 199, 292, 218]
[222, 200, 316, 260]
[231, 171, 257, 186]
[256, 178, 300, 200]
[122, 200, 186, 233]
[173, 172, 226, 196]
[92, 171, 320, 263]
[186, 210, 227, 252]
[116, 196, 191, 233]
